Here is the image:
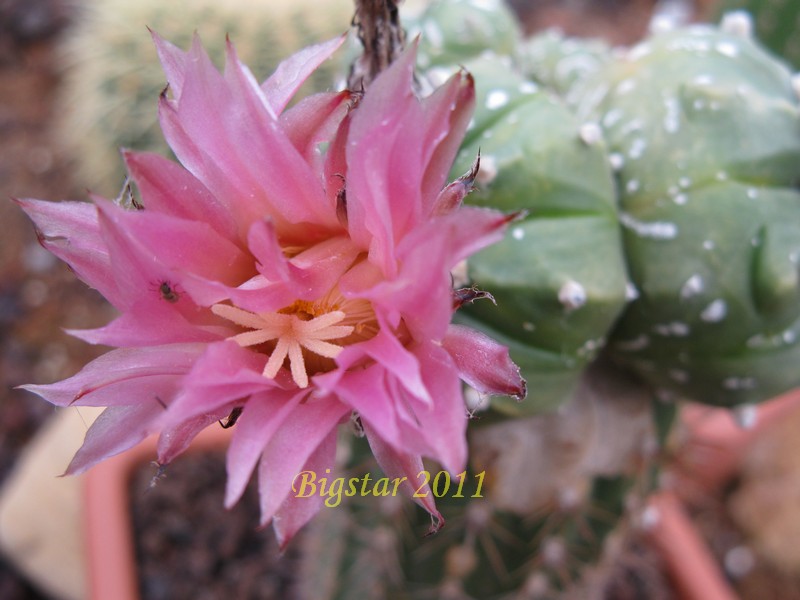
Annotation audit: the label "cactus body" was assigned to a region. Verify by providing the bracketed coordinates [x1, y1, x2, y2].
[579, 26, 800, 406]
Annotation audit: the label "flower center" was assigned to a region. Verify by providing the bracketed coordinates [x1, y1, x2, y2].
[211, 289, 378, 388]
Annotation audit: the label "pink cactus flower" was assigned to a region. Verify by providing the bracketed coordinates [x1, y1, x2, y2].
[18, 33, 525, 545]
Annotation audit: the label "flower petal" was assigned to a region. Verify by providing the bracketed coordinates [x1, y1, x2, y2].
[224, 389, 307, 508]
[14, 198, 120, 306]
[19, 344, 204, 407]
[363, 422, 443, 535]
[65, 403, 165, 475]
[261, 35, 346, 114]
[257, 396, 348, 527]
[442, 324, 527, 399]
[272, 429, 337, 550]
[123, 150, 238, 242]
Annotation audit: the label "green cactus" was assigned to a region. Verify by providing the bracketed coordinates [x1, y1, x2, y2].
[406, 0, 522, 69]
[418, 53, 629, 416]
[574, 25, 800, 407]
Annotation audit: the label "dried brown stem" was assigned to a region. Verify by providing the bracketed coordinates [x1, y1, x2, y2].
[348, 0, 406, 90]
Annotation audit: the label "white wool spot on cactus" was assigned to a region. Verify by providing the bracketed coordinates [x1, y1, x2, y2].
[715, 41, 739, 58]
[625, 282, 640, 301]
[720, 11, 754, 38]
[506, 112, 519, 125]
[667, 185, 679, 197]
[511, 226, 525, 240]
[620, 213, 678, 240]
[422, 21, 444, 48]
[653, 322, 690, 337]
[693, 99, 706, 111]
[481, 129, 493, 140]
[669, 369, 690, 383]
[663, 97, 681, 133]
[792, 74, 800, 100]
[620, 119, 643, 136]
[558, 280, 587, 311]
[667, 38, 712, 53]
[722, 376, 757, 391]
[783, 329, 796, 344]
[733, 404, 759, 430]
[466, 118, 476, 132]
[628, 42, 652, 61]
[616, 78, 636, 95]
[522, 321, 535, 332]
[678, 176, 691, 189]
[603, 108, 624, 127]
[693, 74, 714, 86]
[628, 138, 647, 160]
[703, 239, 715, 250]
[615, 334, 649, 351]
[485, 89, 510, 110]
[716, 171, 728, 181]
[700, 299, 727, 322]
[750, 236, 760, 247]
[724, 546, 756, 579]
[609, 152, 625, 171]
[579, 122, 603, 145]
[747, 188, 759, 200]
[680, 274, 704, 298]
[709, 100, 721, 111]
[625, 179, 640, 194]
[673, 193, 688, 205]
[476, 154, 498, 185]
[518, 81, 538, 95]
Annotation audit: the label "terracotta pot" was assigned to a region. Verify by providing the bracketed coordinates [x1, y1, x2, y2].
[83, 425, 231, 600]
[672, 389, 800, 497]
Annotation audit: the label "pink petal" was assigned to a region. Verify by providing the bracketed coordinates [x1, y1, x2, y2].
[151, 30, 189, 100]
[15, 198, 120, 306]
[66, 307, 225, 347]
[345, 44, 421, 275]
[322, 365, 401, 450]
[156, 410, 231, 465]
[96, 200, 251, 287]
[420, 71, 476, 214]
[162, 342, 289, 427]
[223, 40, 337, 228]
[20, 344, 204, 407]
[280, 91, 352, 168]
[65, 403, 165, 475]
[261, 35, 346, 114]
[442, 324, 526, 399]
[123, 150, 238, 242]
[408, 341, 468, 475]
[224, 389, 307, 508]
[272, 429, 337, 550]
[363, 422, 443, 535]
[257, 396, 348, 527]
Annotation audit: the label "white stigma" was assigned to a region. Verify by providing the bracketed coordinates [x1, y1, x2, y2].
[212, 304, 354, 389]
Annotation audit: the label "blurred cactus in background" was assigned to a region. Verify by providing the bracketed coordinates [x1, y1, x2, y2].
[713, 0, 800, 67]
[55, 0, 800, 597]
